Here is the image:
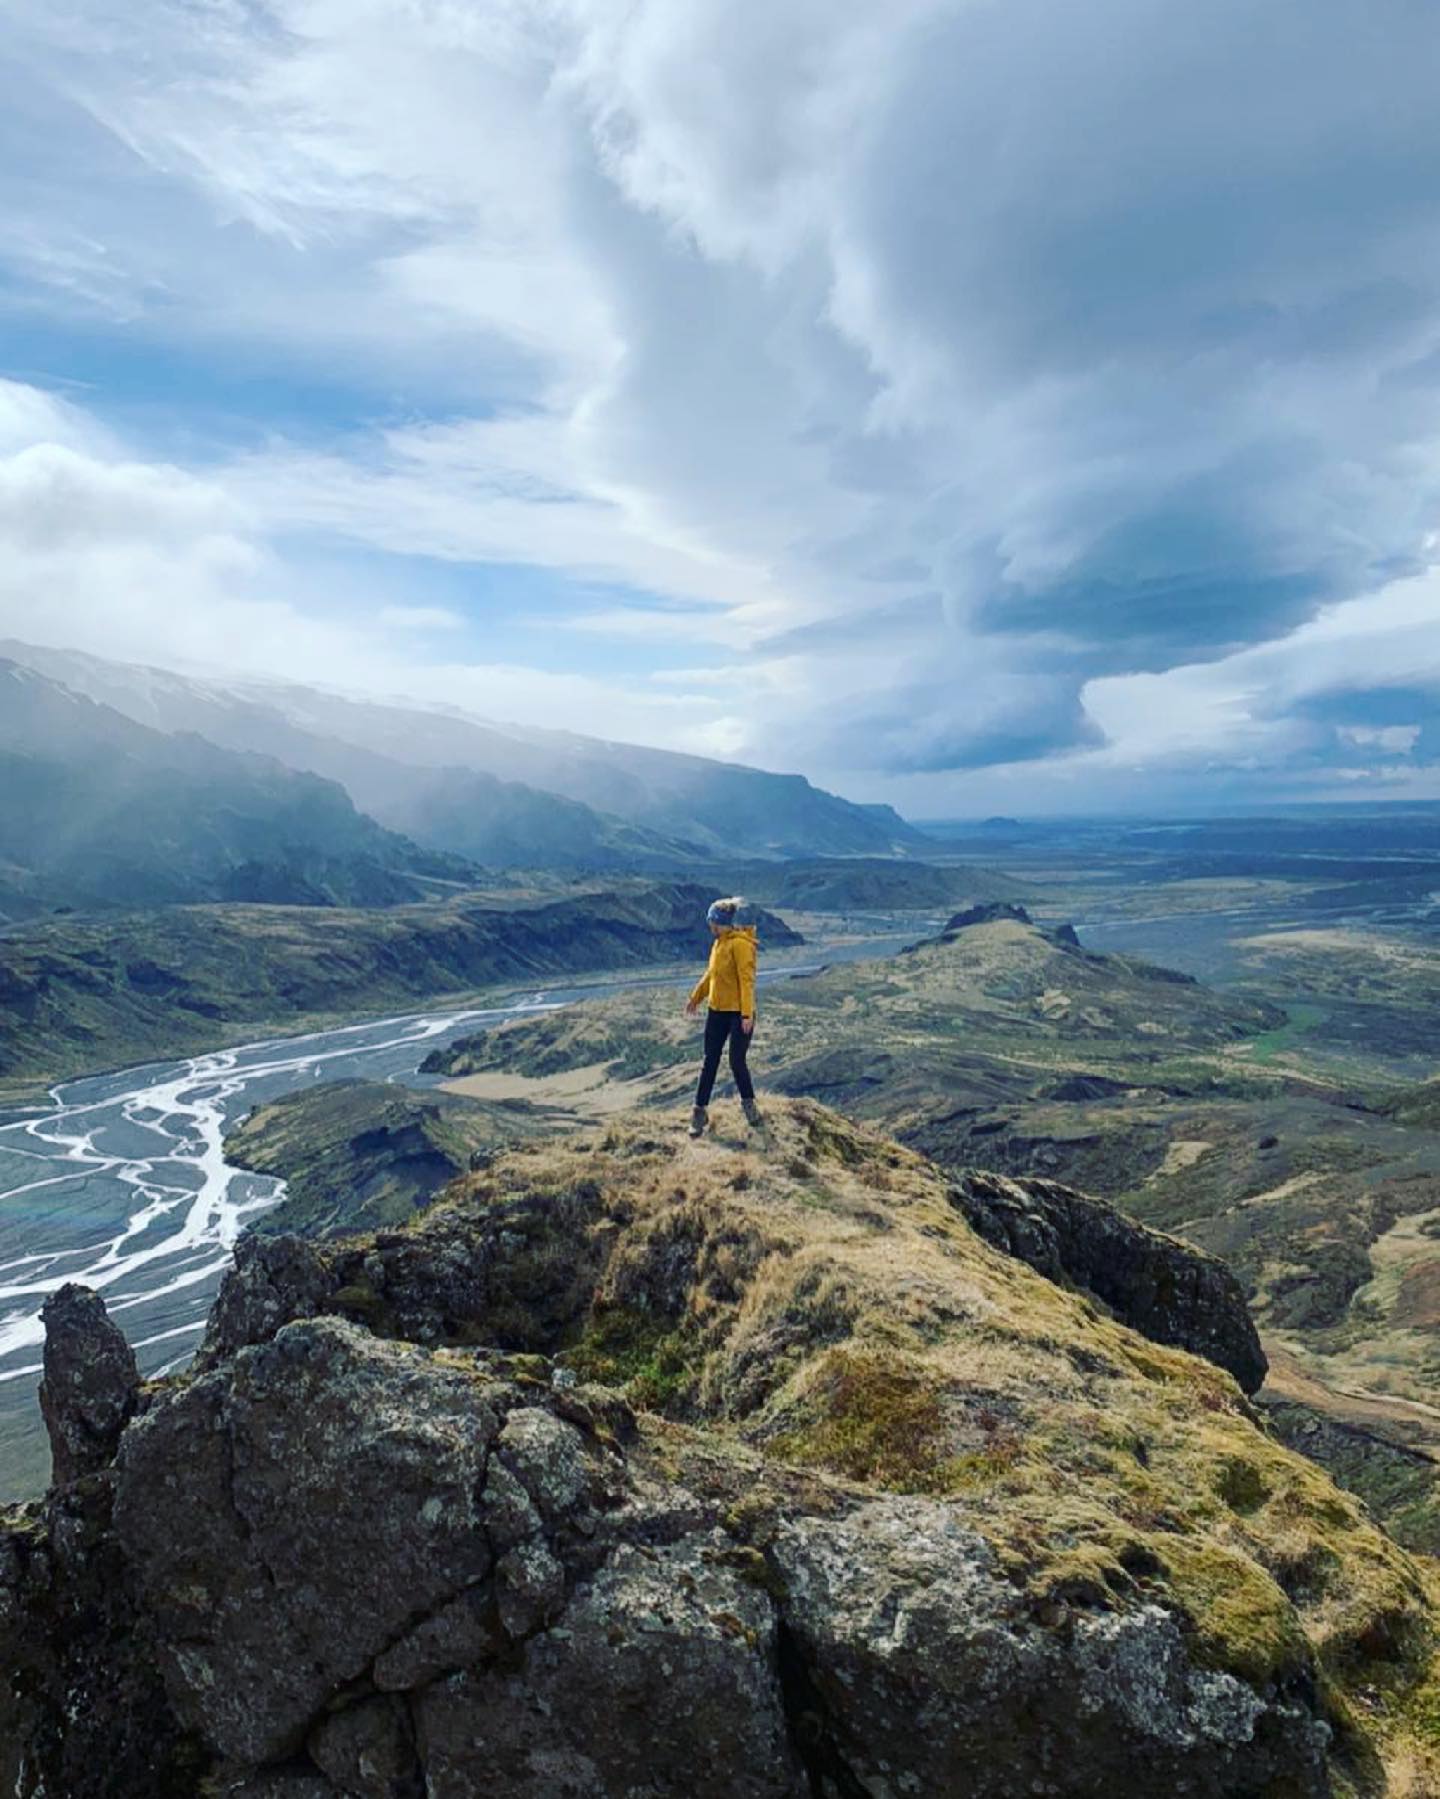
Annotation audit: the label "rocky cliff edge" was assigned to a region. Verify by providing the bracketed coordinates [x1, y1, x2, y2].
[4, 1100, 1439, 1797]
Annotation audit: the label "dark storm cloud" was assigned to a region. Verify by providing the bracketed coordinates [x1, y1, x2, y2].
[554, 0, 1440, 776]
[1289, 686, 1440, 766]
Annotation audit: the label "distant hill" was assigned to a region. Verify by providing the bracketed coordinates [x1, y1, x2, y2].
[3, 642, 926, 863]
[0, 880, 802, 1093]
[719, 857, 1028, 912]
[0, 661, 474, 918]
[225, 1079, 550, 1239]
[422, 911, 1281, 1101]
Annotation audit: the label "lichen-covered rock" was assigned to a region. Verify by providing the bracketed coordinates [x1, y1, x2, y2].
[195, 1173, 610, 1370]
[495, 1406, 591, 1517]
[308, 1693, 419, 1798]
[415, 1534, 801, 1798]
[773, 1499, 1327, 1797]
[0, 1480, 205, 1799]
[112, 1314, 805, 1795]
[225, 1776, 340, 1799]
[948, 1169, 1268, 1393]
[195, 1232, 339, 1370]
[37, 1283, 140, 1484]
[371, 1587, 499, 1692]
[494, 1537, 566, 1637]
[114, 1319, 501, 1764]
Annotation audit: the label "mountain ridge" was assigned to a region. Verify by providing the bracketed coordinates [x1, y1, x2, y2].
[0, 660, 477, 917]
[0, 881, 802, 1097]
[1, 640, 925, 863]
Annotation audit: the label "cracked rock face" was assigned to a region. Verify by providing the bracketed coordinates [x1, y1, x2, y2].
[416, 1534, 798, 1798]
[115, 1316, 801, 1796]
[114, 1321, 504, 1764]
[947, 1170, 1268, 1394]
[772, 1502, 1325, 1798]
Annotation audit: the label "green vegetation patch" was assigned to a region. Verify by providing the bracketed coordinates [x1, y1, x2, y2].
[1163, 1538, 1309, 1684]
[560, 1305, 700, 1412]
[769, 1349, 957, 1492]
[1244, 1003, 1328, 1065]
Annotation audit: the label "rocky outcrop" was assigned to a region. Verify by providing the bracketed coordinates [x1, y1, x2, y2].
[3, 1103, 1437, 1795]
[225, 1079, 549, 1239]
[942, 901, 1036, 931]
[770, 1500, 1325, 1798]
[37, 1282, 141, 1484]
[10, 1313, 1330, 1798]
[908, 903, 1099, 961]
[947, 1169, 1268, 1394]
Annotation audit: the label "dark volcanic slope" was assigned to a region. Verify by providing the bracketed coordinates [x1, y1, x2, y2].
[226, 1079, 550, 1238]
[0, 883, 802, 1090]
[0, 660, 472, 917]
[353, 759, 701, 871]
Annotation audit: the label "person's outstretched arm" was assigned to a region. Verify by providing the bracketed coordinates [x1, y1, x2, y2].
[736, 934, 757, 1029]
[685, 963, 711, 1015]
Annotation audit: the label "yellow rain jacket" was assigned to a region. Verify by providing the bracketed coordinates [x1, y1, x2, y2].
[689, 925, 757, 1016]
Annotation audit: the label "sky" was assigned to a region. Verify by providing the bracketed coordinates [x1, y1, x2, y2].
[1, 0, 1439, 817]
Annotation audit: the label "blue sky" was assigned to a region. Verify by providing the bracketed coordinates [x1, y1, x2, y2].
[1, 0, 1438, 814]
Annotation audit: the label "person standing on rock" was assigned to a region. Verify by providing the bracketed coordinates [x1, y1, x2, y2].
[686, 897, 764, 1138]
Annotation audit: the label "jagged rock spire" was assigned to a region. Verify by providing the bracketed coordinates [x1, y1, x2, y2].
[38, 1282, 140, 1486]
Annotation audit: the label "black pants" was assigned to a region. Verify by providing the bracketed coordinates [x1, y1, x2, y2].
[695, 1009, 755, 1106]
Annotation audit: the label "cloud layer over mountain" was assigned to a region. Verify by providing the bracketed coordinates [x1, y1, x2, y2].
[1, 0, 1438, 811]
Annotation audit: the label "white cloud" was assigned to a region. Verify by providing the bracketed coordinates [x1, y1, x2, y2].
[227, 412, 792, 630]
[0, 379, 106, 457]
[0, 381, 733, 750]
[1339, 725, 1421, 754]
[375, 605, 466, 633]
[2, 3, 1440, 807]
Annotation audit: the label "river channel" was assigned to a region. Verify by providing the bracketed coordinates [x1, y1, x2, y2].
[0, 927, 929, 1498]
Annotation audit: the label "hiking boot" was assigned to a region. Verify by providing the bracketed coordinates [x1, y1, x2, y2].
[742, 1098, 765, 1129]
[688, 1106, 709, 1139]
